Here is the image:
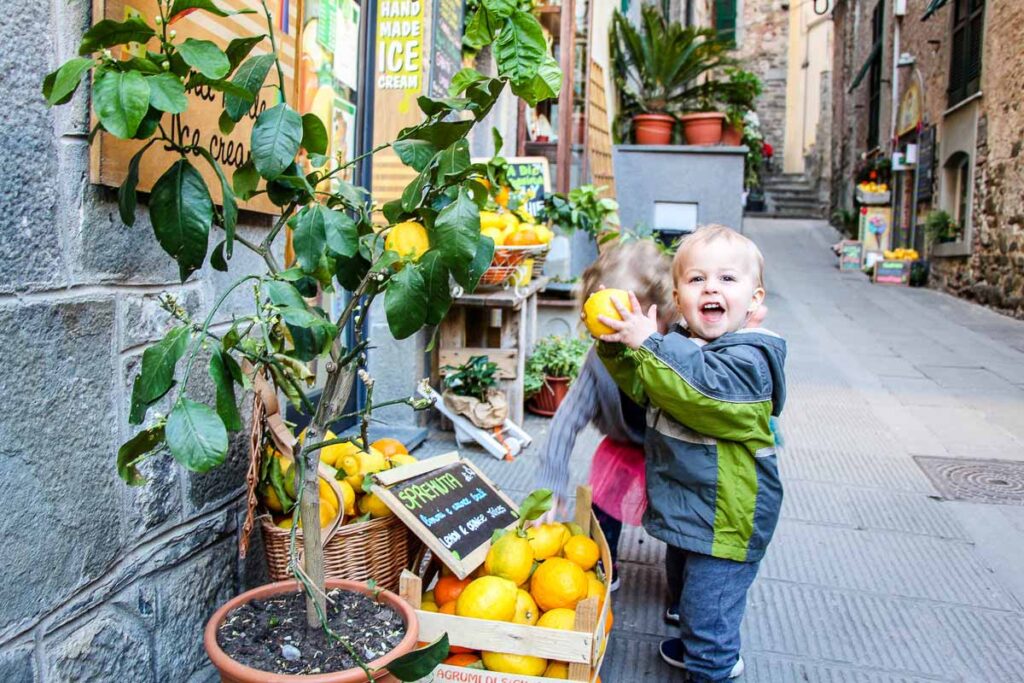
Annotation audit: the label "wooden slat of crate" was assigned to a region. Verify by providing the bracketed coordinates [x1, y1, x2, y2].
[437, 348, 519, 379]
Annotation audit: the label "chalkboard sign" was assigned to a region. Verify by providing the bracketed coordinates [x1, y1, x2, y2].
[474, 156, 552, 218]
[917, 126, 935, 202]
[429, 0, 464, 100]
[873, 259, 911, 285]
[839, 241, 864, 271]
[372, 453, 519, 578]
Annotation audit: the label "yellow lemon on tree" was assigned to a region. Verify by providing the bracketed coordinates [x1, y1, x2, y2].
[481, 651, 547, 676]
[544, 661, 569, 678]
[358, 491, 394, 518]
[513, 589, 539, 625]
[455, 576, 518, 621]
[537, 607, 577, 631]
[563, 536, 600, 571]
[480, 210, 504, 231]
[494, 185, 511, 208]
[530, 557, 588, 611]
[385, 221, 430, 262]
[526, 523, 569, 560]
[484, 532, 535, 585]
[582, 288, 631, 338]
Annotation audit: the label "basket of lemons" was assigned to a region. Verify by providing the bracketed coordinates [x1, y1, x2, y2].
[259, 434, 422, 591]
[478, 210, 553, 288]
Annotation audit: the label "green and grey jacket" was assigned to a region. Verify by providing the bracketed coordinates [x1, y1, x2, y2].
[598, 327, 787, 563]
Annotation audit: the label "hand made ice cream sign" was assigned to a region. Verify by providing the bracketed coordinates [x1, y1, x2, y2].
[376, 0, 424, 91]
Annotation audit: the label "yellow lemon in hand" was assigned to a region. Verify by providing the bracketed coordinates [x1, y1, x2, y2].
[582, 288, 631, 338]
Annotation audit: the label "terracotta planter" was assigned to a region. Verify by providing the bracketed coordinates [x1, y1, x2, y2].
[204, 579, 420, 683]
[679, 112, 726, 145]
[721, 121, 744, 146]
[528, 376, 571, 416]
[632, 113, 676, 145]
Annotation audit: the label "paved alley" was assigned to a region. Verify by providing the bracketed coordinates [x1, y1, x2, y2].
[438, 217, 1024, 682]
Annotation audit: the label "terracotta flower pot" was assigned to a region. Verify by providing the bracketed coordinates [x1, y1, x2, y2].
[721, 121, 744, 146]
[632, 113, 676, 145]
[679, 112, 726, 145]
[204, 579, 420, 683]
[528, 376, 571, 416]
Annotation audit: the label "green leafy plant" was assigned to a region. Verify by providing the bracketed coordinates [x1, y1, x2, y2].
[538, 184, 620, 239]
[610, 5, 736, 142]
[832, 208, 859, 238]
[442, 355, 500, 402]
[924, 209, 958, 247]
[719, 67, 762, 128]
[46, 0, 561, 665]
[524, 336, 590, 397]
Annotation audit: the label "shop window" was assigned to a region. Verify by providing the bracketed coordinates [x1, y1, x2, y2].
[714, 0, 737, 44]
[948, 0, 984, 107]
[943, 151, 971, 241]
[867, 1, 884, 149]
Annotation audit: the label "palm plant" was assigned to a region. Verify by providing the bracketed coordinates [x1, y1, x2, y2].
[611, 6, 736, 142]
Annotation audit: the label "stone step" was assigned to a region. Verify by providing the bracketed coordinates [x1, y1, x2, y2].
[763, 182, 815, 192]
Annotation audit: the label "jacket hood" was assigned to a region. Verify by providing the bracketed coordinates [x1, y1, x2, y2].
[704, 327, 787, 416]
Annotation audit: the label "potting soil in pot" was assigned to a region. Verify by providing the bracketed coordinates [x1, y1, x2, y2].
[217, 588, 406, 675]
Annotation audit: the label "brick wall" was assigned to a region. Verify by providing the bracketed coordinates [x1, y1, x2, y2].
[736, 0, 790, 168]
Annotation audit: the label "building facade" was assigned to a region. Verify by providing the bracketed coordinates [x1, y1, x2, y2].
[831, 0, 1024, 318]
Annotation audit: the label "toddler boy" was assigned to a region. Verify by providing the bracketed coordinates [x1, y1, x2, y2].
[596, 225, 786, 681]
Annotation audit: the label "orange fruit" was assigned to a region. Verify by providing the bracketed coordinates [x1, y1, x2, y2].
[385, 221, 430, 262]
[563, 536, 600, 571]
[586, 574, 606, 609]
[481, 651, 547, 676]
[439, 601, 457, 615]
[505, 229, 540, 246]
[434, 576, 472, 605]
[582, 288, 631, 338]
[370, 437, 408, 459]
[605, 608, 614, 634]
[530, 557, 588, 612]
[512, 589, 539, 625]
[455, 576, 518, 621]
[444, 652, 481, 667]
[495, 185, 510, 208]
[536, 607, 576, 631]
[484, 532, 535, 585]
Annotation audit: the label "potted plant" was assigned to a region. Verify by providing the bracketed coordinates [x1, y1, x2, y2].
[525, 336, 591, 415]
[44, 0, 561, 679]
[441, 356, 509, 429]
[538, 184, 621, 247]
[719, 68, 762, 146]
[924, 209, 958, 246]
[611, 6, 735, 145]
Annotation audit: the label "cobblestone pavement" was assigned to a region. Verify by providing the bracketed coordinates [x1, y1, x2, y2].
[420, 217, 1024, 682]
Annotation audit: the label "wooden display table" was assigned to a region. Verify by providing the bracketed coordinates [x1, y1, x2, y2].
[438, 277, 548, 424]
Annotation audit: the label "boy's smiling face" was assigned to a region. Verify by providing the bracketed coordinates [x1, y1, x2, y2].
[673, 239, 766, 341]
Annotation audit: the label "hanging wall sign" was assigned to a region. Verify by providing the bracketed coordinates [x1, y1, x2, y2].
[897, 81, 922, 137]
[371, 452, 520, 578]
[428, 0, 464, 99]
[90, 0, 299, 215]
[917, 126, 936, 202]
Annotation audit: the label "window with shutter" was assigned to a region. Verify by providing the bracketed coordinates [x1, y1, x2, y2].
[715, 0, 737, 44]
[867, 1, 884, 148]
[948, 0, 984, 106]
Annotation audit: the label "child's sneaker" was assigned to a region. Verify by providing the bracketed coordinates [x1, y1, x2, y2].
[658, 639, 744, 678]
[664, 605, 680, 626]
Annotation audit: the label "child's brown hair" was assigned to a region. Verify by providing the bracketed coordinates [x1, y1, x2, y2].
[578, 240, 675, 326]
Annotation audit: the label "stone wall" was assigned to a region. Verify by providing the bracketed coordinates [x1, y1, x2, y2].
[736, 0, 789, 168]
[0, 0, 269, 679]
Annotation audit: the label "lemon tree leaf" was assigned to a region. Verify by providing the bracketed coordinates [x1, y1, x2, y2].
[226, 54, 274, 121]
[438, 139, 470, 179]
[417, 251, 451, 325]
[209, 349, 243, 431]
[169, 0, 257, 20]
[251, 102, 303, 179]
[146, 72, 188, 113]
[495, 10, 546, 89]
[118, 140, 156, 226]
[301, 113, 329, 155]
[385, 266, 428, 340]
[93, 69, 150, 138]
[517, 488, 553, 523]
[166, 398, 229, 472]
[387, 634, 450, 681]
[149, 158, 214, 281]
[434, 187, 480, 274]
[117, 425, 165, 486]
[129, 325, 191, 424]
[78, 17, 155, 55]
[393, 139, 438, 172]
[323, 207, 359, 258]
[42, 57, 93, 106]
[177, 38, 230, 79]
[291, 205, 327, 273]
[196, 148, 238, 257]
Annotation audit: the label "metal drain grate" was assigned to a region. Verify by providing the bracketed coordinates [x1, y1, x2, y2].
[914, 457, 1024, 505]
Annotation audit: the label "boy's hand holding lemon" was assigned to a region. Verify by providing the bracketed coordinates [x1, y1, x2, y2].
[583, 288, 658, 348]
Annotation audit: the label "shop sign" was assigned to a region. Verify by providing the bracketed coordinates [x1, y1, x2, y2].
[917, 126, 936, 202]
[502, 157, 552, 218]
[839, 241, 864, 271]
[429, 0, 464, 99]
[858, 206, 892, 253]
[873, 259, 911, 285]
[371, 452, 520, 578]
[897, 81, 921, 137]
[90, 0, 299, 215]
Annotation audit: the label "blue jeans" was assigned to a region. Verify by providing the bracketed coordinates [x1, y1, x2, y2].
[593, 504, 622, 569]
[665, 545, 760, 682]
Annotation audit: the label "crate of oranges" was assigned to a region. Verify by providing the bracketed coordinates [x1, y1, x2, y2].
[400, 486, 612, 682]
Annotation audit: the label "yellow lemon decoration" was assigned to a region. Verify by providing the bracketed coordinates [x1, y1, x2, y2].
[537, 607, 577, 631]
[385, 221, 430, 262]
[484, 532, 535, 585]
[530, 557, 588, 611]
[455, 576, 518, 622]
[481, 651, 547, 676]
[582, 288, 631, 338]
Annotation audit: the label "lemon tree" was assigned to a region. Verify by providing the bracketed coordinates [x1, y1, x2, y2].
[46, 0, 562, 661]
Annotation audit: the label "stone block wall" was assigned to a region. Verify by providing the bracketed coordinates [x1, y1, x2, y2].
[736, 0, 789, 167]
[0, 0, 268, 679]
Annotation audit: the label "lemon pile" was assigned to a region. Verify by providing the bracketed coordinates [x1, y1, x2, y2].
[259, 435, 417, 530]
[858, 181, 889, 193]
[883, 248, 919, 261]
[480, 209, 554, 248]
[420, 520, 612, 678]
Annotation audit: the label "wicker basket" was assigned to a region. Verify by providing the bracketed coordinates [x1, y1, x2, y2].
[260, 512, 420, 592]
[479, 245, 547, 288]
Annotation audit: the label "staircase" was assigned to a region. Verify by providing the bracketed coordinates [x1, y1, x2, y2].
[760, 173, 825, 218]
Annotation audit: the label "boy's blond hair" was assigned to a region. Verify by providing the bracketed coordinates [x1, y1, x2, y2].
[579, 240, 674, 325]
[672, 224, 765, 288]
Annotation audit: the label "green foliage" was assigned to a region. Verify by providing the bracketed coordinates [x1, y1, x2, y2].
[538, 184, 620, 238]
[610, 5, 736, 141]
[524, 335, 590, 398]
[831, 208, 858, 238]
[720, 67, 762, 127]
[387, 635, 450, 681]
[442, 355, 500, 402]
[924, 209, 957, 246]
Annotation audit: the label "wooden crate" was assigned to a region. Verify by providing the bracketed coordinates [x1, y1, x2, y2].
[400, 487, 613, 682]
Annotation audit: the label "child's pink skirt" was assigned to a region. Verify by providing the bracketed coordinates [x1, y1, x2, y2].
[588, 437, 647, 526]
